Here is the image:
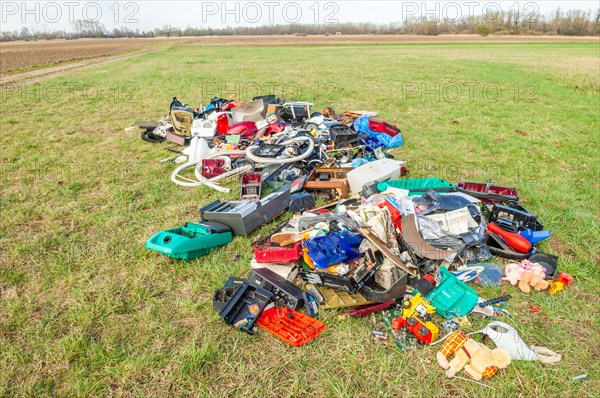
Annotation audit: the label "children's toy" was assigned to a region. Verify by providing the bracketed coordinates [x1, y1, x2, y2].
[479, 295, 512, 308]
[425, 266, 479, 319]
[503, 260, 549, 293]
[255, 305, 326, 346]
[487, 223, 532, 253]
[436, 330, 512, 380]
[549, 272, 574, 295]
[391, 293, 439, 344]
[519, 229, 551, 244]
[146, 221, 233, 261]
[382, 309, 418, 351]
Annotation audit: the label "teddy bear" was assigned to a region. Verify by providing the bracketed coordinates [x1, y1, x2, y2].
[436, 330, 512, 381]
[503, 260, 549, 293]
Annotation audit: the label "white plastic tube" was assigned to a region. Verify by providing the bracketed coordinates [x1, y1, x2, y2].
[171, 150, 247, 192]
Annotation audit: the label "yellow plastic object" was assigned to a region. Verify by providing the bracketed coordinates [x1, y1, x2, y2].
[399, 293, 439, 342]
[309, 285, 374, 309]
[401, 293, 435, 318]
[302, 246, 315, 269]
[549, 281, 564, 295]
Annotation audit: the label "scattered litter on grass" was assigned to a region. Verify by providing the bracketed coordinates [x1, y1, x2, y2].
[138, 94, 569, 385]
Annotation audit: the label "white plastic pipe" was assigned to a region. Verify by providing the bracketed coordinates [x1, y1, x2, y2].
[171, 150, 247, 192]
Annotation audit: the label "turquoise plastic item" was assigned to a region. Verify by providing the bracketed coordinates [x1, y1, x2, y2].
[146, 222, 232, 261]
[425, 266, 478, 319]
[377, 178, 455, 196]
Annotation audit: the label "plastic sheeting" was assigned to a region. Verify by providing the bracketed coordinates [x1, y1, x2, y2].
[413, 191, 491, 261]
[354, 115, 404, 148]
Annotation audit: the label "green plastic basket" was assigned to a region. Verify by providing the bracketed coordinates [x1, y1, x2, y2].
[377, 178, 455, 196]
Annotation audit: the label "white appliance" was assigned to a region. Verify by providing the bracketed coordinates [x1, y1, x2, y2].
[346, 158, 403, 195]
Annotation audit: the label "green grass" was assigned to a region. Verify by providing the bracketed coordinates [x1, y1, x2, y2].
[1, 42, 599, 397]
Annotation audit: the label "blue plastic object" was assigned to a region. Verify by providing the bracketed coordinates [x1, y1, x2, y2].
[303, 232, 363, 269]
[354, 115, 404, 148]
[425, 266, 479, 319]
[519, 229, 551, 244]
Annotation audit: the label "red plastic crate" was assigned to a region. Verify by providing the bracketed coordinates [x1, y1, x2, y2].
[253, 242, 302, 264]
[256, 306, 326, 346]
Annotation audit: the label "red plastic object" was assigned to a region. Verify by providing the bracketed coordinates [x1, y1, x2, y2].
[346, 300, 395, 317]
[226, 121, 258, 138]
[391, 316, 436, 344]
[201, 159, 226, 179]
[368, 118, 400, 137]
[456, 181, 518, 204]
[555, 272, 574, 286]
[488, 223, 532, 253]
[378, 200, 402, 231]
[530, 304, 541, 313]
[265, 123, 287, 136]
[256, 306, 326, 346]
[216, 113, 230, 135]
[253, 242, 302, 264]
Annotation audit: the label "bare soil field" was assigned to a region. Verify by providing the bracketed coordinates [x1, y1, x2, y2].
[180, 33, 600, 46]
[0, 37, 169, 72]
[2, 34, 597, 73]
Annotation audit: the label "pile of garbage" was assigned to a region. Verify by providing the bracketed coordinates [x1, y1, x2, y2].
[139, 95, 568, 383]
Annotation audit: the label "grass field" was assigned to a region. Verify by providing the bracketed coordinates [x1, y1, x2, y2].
[1, 41, 599, 397]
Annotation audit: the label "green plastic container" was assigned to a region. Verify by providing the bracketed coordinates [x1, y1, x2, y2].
[425, 266, 478, 319]
[146, 222, 232, 261]
[377, 178, 455, 196]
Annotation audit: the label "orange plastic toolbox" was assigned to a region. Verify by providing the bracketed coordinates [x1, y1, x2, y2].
[256, 306, 326, 346]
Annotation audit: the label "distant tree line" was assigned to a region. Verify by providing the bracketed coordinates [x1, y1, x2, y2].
[2, 8, 598, 42]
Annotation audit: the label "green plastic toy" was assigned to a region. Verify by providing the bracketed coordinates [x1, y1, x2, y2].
[425, 266, 478, 319]
[146, 221, 232, 261]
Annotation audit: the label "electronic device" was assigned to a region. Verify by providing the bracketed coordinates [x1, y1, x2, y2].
[247, 268, 305, 310]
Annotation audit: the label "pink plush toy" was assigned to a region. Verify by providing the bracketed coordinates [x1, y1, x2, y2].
[503, 260, 549, 293]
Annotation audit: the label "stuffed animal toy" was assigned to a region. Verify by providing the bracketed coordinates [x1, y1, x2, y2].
[503, 260, 549, 293]
[437, 330, 512, 381]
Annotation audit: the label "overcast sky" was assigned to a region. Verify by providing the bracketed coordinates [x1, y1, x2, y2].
[1, 1, 598, 33]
